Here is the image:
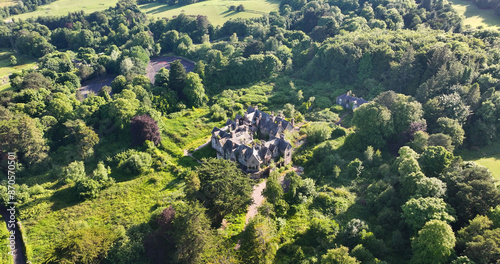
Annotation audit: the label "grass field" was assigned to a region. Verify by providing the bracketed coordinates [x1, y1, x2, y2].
[449, 0, 500, 29]
[0, 49, 37, 92]
[161, 108, 224, 156]
[20, 171, 181, 263]
[0, 0, 18, 8]
[458, 140, 500, 180]
[10, 0, 119, 20]
[139, 0, 280, 26]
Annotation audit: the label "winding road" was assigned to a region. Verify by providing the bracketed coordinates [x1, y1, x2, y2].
[79, 55, 195, 99]
[0, 205, 27, 264]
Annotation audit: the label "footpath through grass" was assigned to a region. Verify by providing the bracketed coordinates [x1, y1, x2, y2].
[139, 0, 280, 26]
[448, 0, 500, 30]
[10, 0, 119, 20]
[458, 140, 500, 180]
[0, 49, 37, 92]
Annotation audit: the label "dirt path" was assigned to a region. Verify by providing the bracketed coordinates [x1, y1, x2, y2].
[182, 138, 211, 164]
[245, 180, 267, 224]
[335, 113, 349, 127]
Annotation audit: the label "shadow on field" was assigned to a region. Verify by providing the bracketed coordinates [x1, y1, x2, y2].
[50, 186, 81, 211]
[140, 3, 176, 14]
[161, 177, 183, 192]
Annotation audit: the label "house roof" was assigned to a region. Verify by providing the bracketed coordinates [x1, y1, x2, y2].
[336, 93, 369, 106]
[278, 138, 292, 152]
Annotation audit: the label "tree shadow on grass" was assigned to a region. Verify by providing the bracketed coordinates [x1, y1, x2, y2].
[111, 171, 138, 183]
[161, 177, 183, 192]
[50, 186, 81, 211]
[177, 156, 200, 169]
[139, 3, 177, 14]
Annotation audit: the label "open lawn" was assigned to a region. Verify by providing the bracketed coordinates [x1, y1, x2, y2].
[139, 0, 280, 26]
[0, 0, 18, 8]
[449, 0, 500, 30]
[10, 0, 119, 20]
[458, 140, 500, 180]
[0, 49, 37, 92]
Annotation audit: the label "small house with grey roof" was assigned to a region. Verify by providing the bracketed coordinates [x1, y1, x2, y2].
[336, 91, 369, 110]
[211, 106, 294, 172]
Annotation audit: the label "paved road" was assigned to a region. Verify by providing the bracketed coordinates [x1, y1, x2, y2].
[79, 55, 195, 99]
[146, 56, 195, 84]
[0, 205, 27, 264]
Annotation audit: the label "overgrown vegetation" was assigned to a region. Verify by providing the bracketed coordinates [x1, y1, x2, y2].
[0, 0, 500, 263]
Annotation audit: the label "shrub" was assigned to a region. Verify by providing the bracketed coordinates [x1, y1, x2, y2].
[123, 152, 152, 175]
[331, 126, 347, 138]
[305, 122, 333, 143]
[331, 105, 344, 113]
[210, 104, 227, 121]
[305, 108, 339, 122]
[76, 162, 114, 199]
[236, 4, 245, 12]
[76, 178, 102, 199]
[49, 227, 117, 263]
[9, 55, 17, 66]
[64, 161, 86, 184]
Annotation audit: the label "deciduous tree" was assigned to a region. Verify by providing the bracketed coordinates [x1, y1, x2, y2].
[411, 220, 456, 264]
[130, 114, 161, 146]
[182, 72, 207, 107]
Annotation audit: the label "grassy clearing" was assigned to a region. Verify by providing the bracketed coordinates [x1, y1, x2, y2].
[161, 108, 224, 156]
[0, 0, 18, 8]
[0, 49, 37, 92]
[448, 0, 500, 30]
[20, 171, 181, 263]
[19, 107, 228, 262]
[10, 0, 119, 20]
[139, 0, 280, 26]
[192, 143, 217, 160]
[457, 140, 500, 180]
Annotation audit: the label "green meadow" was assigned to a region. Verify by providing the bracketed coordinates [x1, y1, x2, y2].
[0, 0, 18, 8]
[139, 0, 280, 26]
[0, 49, 37, 92]
[458, 140, 500, 180]
[10, 0, 119, 20]
[449, 0, 500, 30]
[17, 107, 227, 262]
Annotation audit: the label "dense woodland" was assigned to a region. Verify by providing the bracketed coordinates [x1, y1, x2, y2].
[1, 0, 500, 263]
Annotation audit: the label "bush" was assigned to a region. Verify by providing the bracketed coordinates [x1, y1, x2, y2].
[210, 104, 227, 121]
[236, 4, 245, 12]
[48, 227, 117, 263]
[64, 161, 86, 184]
[331, 105, 344, 113]
[9, 55, 17, 66]
[304, 122, 333, 143]
[76, 162, 114, 199]
[331, 126, 347, 138]
[123, 152, 152, 175]
[76, 178, 102, 199]
[305, 108, 339, 122]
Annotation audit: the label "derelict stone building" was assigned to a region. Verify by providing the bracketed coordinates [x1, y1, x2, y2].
[211, 106, 294, 172]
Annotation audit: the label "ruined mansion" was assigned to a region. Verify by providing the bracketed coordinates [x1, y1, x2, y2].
[211, 106, 294, 172]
